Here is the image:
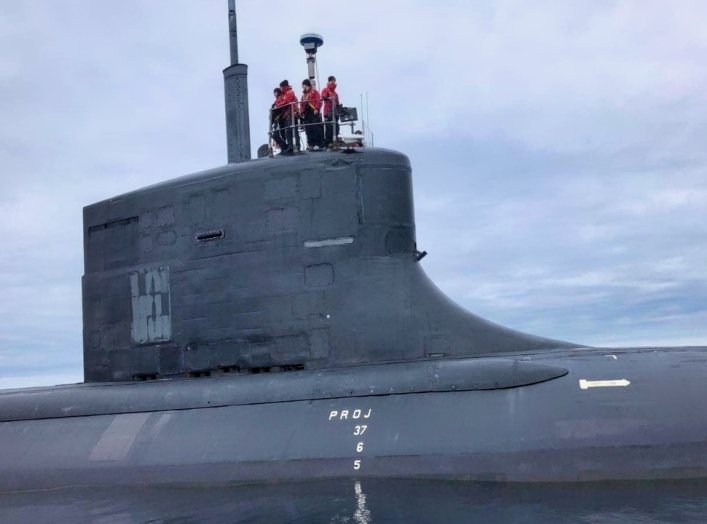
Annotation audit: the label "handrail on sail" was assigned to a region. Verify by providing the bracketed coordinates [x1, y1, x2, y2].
[267, 101, 366, 157]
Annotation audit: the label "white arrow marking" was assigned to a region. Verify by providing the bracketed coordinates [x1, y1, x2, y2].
[579, 379, 631, 390]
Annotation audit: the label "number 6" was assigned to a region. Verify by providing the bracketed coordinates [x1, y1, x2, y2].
[356, 442, 364, 453]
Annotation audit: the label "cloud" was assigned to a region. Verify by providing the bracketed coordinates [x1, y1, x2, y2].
[0, 372, 82, 391]
[408, 134, 707, 346]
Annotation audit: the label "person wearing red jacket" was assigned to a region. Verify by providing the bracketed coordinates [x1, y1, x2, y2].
[321, 75, 341, 147]
[278, 80, 301, 152]
[270, 87, 289, 153]
[300, 79, 324, 150]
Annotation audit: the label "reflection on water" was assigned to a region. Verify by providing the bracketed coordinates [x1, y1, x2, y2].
[330, 480, 371, 524]
[354, 480, 371, 524]
[1, 478, 707, 523]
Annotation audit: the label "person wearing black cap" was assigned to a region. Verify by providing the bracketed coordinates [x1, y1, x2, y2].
[270, 87, 289, 153]
[279, 80, 301, 152]
[300, 79, 324, 150]
[321, 75, 341, 147]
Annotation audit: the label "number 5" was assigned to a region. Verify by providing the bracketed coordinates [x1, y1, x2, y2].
[354, 460, 361, 470]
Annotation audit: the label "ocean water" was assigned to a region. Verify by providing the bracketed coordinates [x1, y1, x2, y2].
[2, 479, 707, 523]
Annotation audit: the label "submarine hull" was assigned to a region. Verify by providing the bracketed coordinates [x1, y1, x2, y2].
[1, 346, 706, 491]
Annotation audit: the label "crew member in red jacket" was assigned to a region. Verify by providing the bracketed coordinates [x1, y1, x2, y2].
[300, 79, 324, 150]
[270, 87, 289, 153]
[321, 75, 341, 147]
[279, 80, 301, 152]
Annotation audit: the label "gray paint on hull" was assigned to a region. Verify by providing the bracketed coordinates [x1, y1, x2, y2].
[1, 347, 706, 490]
[0, 358, 569, 422]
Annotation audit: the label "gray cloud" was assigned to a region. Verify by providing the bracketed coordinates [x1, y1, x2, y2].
[1, 0, 706, 388]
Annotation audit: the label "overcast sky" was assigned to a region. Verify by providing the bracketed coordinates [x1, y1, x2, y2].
[1, 0, 706, 389]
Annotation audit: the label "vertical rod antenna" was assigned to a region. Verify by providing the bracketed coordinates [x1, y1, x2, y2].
[228, 0, 238, 65]
[223, 0, 251, 163]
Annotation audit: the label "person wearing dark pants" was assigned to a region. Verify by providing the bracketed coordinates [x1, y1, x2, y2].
[300, 79, 324, 150]
[279, 80, 300, 153]
[270, 88, 288, 152]
[321, 75, 341, 147]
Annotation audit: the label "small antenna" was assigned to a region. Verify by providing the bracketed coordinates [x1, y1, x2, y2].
[365, 92, 373, 146]
[228, 0, 238, 65]
[360, 93, 365, 137]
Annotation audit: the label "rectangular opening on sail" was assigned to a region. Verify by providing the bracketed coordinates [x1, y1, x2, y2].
[88, 216, 139, 236]
[195, 229, 225, 242]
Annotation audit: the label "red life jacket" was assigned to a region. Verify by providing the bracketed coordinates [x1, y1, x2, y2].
[279, 86, 298, 117]
[300, 88, 322, 113]
[321, 82, 339, 117]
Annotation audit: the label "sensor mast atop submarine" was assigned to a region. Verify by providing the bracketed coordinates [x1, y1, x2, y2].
[300, 33, 324, 87]
[224, 0, 251, 163]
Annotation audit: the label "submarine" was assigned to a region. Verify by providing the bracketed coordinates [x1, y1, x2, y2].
[1, 1, 706, 491]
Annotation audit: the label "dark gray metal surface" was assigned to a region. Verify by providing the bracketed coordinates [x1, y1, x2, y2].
[1, 347, 706, 490]
[0, 358, 568, 422]
[82, 149, 576, 383]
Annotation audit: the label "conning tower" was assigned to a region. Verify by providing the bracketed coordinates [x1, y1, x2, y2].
[81, 4, 575, 382]
[82, 151, 573, 382]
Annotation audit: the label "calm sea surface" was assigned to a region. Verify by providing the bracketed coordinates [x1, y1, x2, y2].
[2, 479, 707, 523]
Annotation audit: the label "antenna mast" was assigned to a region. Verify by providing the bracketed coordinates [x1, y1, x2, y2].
[228, 0, 239, 64]
[299, 33, 324, 87]
[223, 0, 251, 163]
